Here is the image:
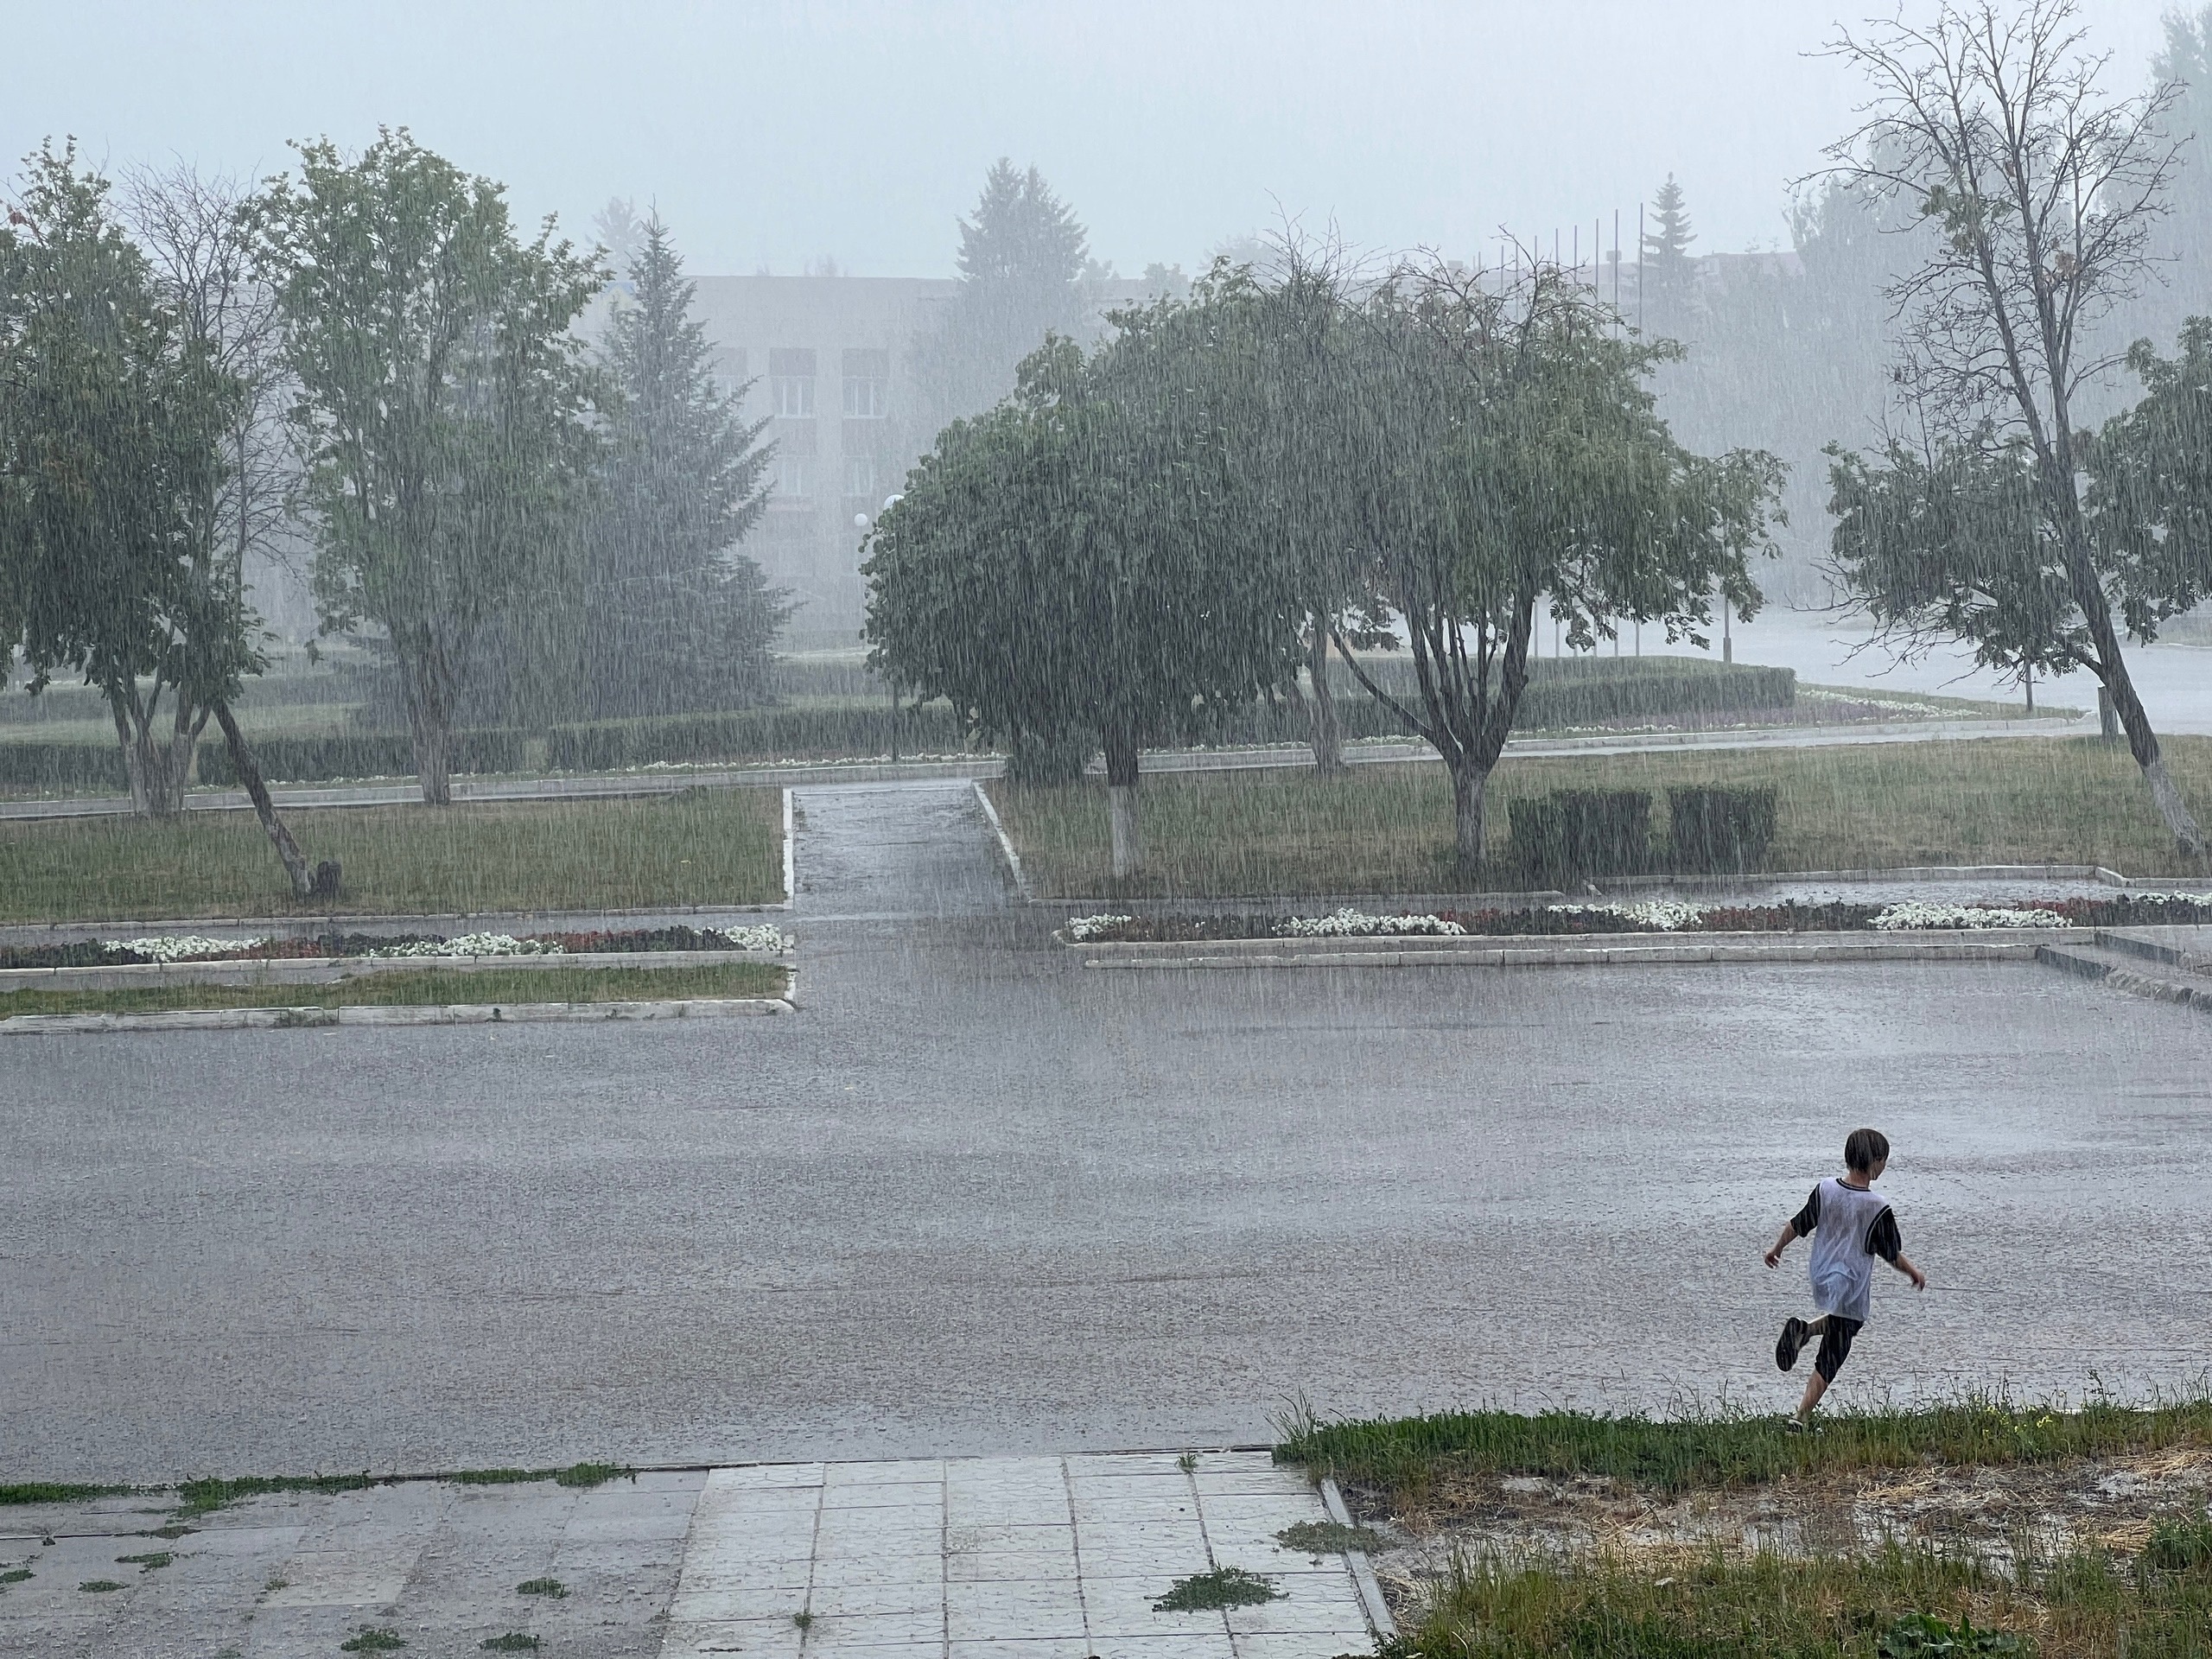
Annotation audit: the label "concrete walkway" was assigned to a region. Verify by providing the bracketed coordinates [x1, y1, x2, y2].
[0, 1452, 1375, 1659]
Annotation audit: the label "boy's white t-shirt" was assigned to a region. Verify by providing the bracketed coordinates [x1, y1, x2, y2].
[1799, 1176, 1898, 1323]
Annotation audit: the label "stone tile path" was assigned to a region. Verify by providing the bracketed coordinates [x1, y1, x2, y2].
[0, 1452, 1377, 1658]
[662, 1452, 1372, 1659]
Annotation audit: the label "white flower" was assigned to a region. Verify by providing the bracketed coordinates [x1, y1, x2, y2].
[709, 925, 792, 952]
[1869, 903, 2066, 931]
[104, 935, 263, 963]
[2126, 890, 2212, 908]
[1064, 913, 1135, 942]
[1546, 900, 1713, 931]
[1275, 909, 1466, 938]
[365, 933, 564, 959]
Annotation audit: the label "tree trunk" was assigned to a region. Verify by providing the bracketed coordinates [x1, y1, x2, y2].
[2044, 454, 2209, 859]
[1306, 620, 1343, 773]
[1103, 722, 1143, 880]
[213, 700, 320, 899]
[110, 698, 188, 817]
[402, 651, 454, 807]
[2071, 561, 2208, 860]
[1450, 762, 1488, 873]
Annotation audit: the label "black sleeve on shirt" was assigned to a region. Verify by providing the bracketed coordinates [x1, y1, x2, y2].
[1789, 1185, 1821, 1237]
[1867, 1206, 1901, 1263]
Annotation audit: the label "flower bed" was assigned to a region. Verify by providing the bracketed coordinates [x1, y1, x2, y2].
[0, 923, 791, 972]
[1061, 893, 2212, 944]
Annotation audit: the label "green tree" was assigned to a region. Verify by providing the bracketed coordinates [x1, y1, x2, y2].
[0, 144, 256, 817]
[1331, 260, 1785, 867]
[580, 217, 786, 716]
[1824, 0, 2206, 856]
[866, 288, 1309, 877]
[910, 160, 1091, 437]
[1640, 174, 1700, 337]
[251, 129, 603, 804]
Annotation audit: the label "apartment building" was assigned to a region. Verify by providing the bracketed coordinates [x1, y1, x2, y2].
[686, 276, 957, 639]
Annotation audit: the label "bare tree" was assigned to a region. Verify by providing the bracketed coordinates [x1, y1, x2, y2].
[1823, 0, 2207, 857]
[121, 162, 331, 896]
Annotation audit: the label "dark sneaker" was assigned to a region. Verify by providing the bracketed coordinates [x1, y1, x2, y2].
[1776, 1316, 1810, 1371]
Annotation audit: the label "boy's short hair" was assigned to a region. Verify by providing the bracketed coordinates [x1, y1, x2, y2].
[1845, 1128, 1891, 1173]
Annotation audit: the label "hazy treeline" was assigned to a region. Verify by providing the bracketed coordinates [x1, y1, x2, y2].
[0, 130, 785, 817]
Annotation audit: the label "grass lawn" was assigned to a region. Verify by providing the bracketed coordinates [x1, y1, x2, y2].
[0, 787, 785, 923]
[1281, 1398, 2212, 1657]
[988, 736, 2212, 898]
[0, 961, 786, 1019]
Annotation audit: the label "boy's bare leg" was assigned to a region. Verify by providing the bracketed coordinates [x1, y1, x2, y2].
[1792, 1315, 1830, 1423]
[1796, 1370, 1829, 1423]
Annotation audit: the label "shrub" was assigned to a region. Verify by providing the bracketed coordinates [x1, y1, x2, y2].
[1668, 785, 1779, 873]
[0, 741, 130, 793]
[197, 729, 525, 786]
[545, 704, 967, 771]
[1510, 789, 1653, 879]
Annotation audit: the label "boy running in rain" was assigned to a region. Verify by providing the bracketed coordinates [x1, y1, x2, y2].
[1764, 1127, 1926, 1427]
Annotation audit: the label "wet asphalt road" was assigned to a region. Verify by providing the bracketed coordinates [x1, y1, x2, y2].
[3, 781, 2209, 1484]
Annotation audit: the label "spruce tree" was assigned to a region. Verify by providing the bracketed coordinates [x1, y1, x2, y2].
[582, 217, 786, 716]
[1640, 174, 1700, 337]
[911, 159, 1090, 437]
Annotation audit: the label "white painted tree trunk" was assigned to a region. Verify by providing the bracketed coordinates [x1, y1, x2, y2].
[1108, 785, 1144, 879]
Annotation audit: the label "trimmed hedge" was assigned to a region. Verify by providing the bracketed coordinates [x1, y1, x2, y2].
[1510, 789, 1655, 879]
[1669, 785, 1779, 873]
[545, 703, 968, 772]
[0, 741, 130, 793]
[194, 729, 524, 786]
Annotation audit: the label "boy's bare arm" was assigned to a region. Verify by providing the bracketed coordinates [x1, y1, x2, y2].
[1892, 1250, 1928, 1290]
[1763, 1223, 1798, 1268]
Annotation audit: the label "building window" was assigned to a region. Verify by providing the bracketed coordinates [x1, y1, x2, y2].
[842, 347, 889, 419]
[769, 348, 817, 418]
[775, 454, 811, 499]
[843, 454, 877, 497]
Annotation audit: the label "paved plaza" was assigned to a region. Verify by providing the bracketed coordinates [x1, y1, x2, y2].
[4, 781, 2210, 1488]
[0, 1452, 1375, 1659]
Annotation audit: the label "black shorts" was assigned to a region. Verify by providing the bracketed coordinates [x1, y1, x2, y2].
[1815, 1316, 1863, 1382]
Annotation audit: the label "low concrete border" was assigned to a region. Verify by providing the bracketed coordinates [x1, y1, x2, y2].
[971, 778, 1033, 901]
[1076, 926, 2091, 970]
[1319, 1477, 1397, 1638]
[0, 947, 789, 993]
[0, 995, 795, 1036]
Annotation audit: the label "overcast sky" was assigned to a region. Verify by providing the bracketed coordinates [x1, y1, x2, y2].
[9, 0, 2185, 277]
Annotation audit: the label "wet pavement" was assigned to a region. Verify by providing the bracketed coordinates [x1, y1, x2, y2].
[0, 1451, 1373, 1659]
[3, 780, 2209, 1485]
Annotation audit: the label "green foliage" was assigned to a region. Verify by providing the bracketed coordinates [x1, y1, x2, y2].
[544, 703, 964, 772]
[251, 128, 603, 803]
[1152, 1567, 1281, 1611]
[194, 728, 524, 786]
[0, 1480, 126, 1504]
[2144, 1516, 2212, 1573]
[1878, 1611, 2029, 1656]
[1275, 1393, 2212, 1505]
[572, 217, 785, 719]
[911, 158, 1091, 432]
[339, 1630, 406, 1652]
[514, 1577, 566, 1599]
[1509, 790, 1653, 879]
[868, 282, 1311, 789]
[175, 1472, 377, 1515]
[1668, 785, 1779, 873]
[480, 1637, 540, 1652]
[0, 141, 260, 815]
